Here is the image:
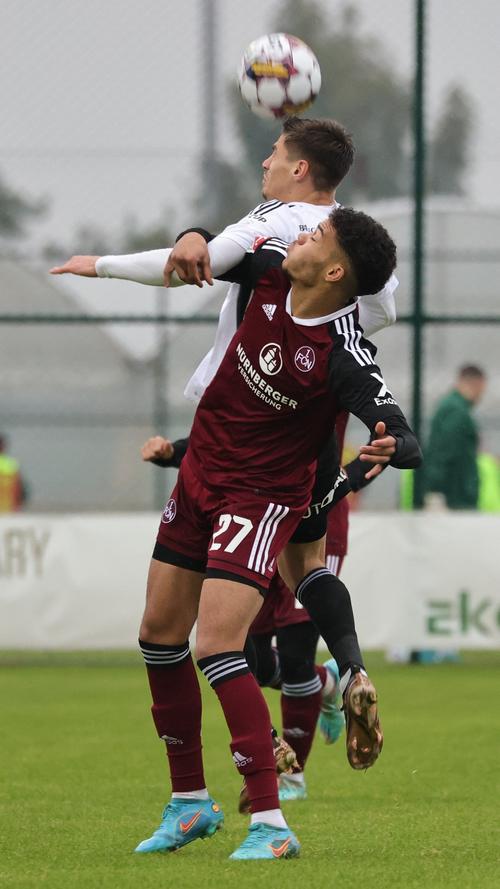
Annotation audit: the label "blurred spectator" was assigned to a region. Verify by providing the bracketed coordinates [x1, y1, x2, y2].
[394, 366, 487, 665]
[424, 365, 486, 509]
[0, 434, 26, 512]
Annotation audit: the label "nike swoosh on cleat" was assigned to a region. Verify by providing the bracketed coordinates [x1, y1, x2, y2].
[270, 838, 291, 858]
[179, 811, 202, 833]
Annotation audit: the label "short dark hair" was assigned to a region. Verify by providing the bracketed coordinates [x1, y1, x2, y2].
[458, 364, 485, 380]
[328, 207, 397, 296]
[282, 117, 354, 191]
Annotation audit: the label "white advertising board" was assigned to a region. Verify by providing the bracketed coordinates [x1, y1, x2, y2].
[0, 513, 498, 650]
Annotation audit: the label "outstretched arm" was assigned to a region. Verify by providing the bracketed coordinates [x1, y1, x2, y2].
[50, 248, 177, 286]
[49, 237, 246, 288]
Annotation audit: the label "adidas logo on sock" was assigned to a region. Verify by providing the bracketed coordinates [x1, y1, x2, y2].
[232, 750, 253, 767]
[262, 303, 277, 321]
[160, 734, 184, 745]
[283, 727, 308, 738]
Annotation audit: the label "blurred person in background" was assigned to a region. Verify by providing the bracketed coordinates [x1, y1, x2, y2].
[424, 364, 486, 510]
[401, 365, 487, 665]
[0, 434, 26, 513]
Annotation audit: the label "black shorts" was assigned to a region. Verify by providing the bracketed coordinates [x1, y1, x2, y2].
[289, 435, 351, 544]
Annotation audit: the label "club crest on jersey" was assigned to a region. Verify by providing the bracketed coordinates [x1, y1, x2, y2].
[259, 343, 283, 375]
[295, 346, 316, 373]
[161, 498, 177, 523]
[252, 236, 267, 252]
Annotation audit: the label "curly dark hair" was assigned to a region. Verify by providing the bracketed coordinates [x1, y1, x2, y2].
[328, 207, 397, 296]
[282, 117, 354, 191]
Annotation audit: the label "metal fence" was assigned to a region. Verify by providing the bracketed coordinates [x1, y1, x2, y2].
[1, 0, 499, 511]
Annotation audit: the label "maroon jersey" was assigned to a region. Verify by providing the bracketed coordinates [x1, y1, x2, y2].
[185, 239, 415, 508]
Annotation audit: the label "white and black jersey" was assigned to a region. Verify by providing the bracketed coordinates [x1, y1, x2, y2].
[183, 199, 398, 403]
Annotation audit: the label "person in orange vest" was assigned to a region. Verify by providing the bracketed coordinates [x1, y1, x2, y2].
[0, 434, 24, 512]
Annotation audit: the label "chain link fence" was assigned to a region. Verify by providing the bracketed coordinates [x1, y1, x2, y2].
[1, 0, 499, 511]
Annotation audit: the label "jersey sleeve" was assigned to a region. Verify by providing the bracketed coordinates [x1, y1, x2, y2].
[215, 238, 288, 289]
[357, 273, 398, 337]
[149, 437, 189, 468]
[330, 340, 422, 469]
[96, 249, 170, 285]
[214, 201, 297, 252]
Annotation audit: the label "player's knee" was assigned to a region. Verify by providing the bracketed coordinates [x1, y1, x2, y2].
[139, 608, 190, 645]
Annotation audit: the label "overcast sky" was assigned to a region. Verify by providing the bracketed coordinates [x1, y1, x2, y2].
[1, 0, 499, 256]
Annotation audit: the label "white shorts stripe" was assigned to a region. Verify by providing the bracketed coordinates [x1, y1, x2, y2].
[262, 505, 290, 573]
[248, 502, 276, 572]
[326, 554, 340, 575]
[253, 504, 287, 574]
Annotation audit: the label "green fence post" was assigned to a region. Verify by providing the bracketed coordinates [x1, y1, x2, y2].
[411, 0, 426, 508]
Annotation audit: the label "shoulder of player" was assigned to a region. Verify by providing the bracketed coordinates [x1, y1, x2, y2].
[328, 309, 378, 370]
[248, 199, 330, 220]
[247, 199, 288, 220]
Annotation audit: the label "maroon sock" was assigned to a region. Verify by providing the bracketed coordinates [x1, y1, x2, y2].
[140, 640, 205, 793]
[316, 664, 327, 687]
[281, 688, 322, 770]
[198, 652, 278, 813]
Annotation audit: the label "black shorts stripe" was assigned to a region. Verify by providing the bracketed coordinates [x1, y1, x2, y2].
[152, 542, 206, 573]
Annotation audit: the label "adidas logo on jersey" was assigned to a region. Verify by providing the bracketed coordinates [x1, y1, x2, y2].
[263, 303, 277, 321]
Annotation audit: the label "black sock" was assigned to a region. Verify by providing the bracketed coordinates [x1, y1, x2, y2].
[295, 567, 365, 676]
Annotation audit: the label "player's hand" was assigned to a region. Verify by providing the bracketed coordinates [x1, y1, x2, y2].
[141, 436, 174, 463]
[164, 233, 213, 288]
[358, 421, 397, 480]
[49, 256, 100, 277]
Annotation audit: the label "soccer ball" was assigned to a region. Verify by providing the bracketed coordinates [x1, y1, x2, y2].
[238, 33, 321, 120]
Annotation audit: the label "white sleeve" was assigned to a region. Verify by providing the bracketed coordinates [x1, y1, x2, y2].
[215, 201, 296, 252]
[358, 273, 398, 337]
[95, 237, 246, 286]
[96, 249, 171, 286]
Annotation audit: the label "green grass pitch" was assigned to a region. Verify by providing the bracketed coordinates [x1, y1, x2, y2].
[1, 651, 498, 889]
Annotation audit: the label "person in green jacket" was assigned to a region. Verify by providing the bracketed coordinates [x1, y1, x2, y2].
[424, 365, 487, 509]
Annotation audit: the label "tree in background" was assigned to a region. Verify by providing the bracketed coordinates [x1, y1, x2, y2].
[42, 212, 175, 262]
[0, 173, 45, 248]
[210, 0, 474, 230]
[428, 86, 474, 195]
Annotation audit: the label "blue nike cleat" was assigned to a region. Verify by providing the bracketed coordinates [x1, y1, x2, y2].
[318, 658, 345, 744]
[278, 774, 307, 802]
[134, 797, 224, 853]
[229, 822, 300, 860]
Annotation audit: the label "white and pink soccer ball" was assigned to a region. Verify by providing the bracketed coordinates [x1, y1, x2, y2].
[238, 33, 321, 119]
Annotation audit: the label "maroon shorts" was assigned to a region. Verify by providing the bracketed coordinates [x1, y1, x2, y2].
[250, 572, 311, 634]
[155, 458, 308, 591]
